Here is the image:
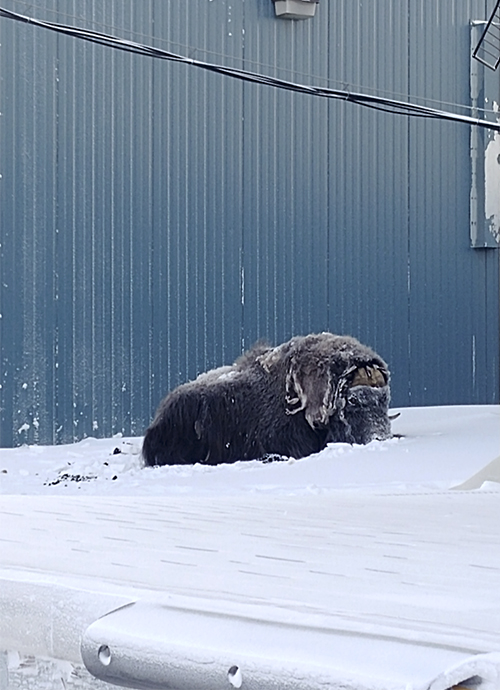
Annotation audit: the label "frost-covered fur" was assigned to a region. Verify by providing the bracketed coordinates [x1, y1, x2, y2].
[142, 333, 391, 466]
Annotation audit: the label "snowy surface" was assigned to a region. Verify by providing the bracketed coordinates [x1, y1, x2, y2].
[1, 405, 499, 496]
[0, 405, 500, 690]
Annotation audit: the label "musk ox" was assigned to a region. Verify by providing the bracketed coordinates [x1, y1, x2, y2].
[142, 332, 391, 466]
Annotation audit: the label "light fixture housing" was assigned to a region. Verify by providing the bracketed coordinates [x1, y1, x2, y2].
[273, 0, 319, 19]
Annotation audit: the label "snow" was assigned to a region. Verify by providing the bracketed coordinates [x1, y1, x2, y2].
[0, 405, 498, 496]
[0, 405, 500, 690]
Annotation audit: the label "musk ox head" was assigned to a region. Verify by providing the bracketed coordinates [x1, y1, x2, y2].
[258, 332, 391, 444]
[142, 332, 392, 466]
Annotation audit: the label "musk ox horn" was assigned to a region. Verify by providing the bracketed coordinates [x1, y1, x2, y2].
[349, 364, 387, 388]
[285, 357, 334, 428]
[142, 332, 392, 466]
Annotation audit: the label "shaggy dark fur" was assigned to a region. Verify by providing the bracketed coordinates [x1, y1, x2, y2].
[142, 333, 391, 466]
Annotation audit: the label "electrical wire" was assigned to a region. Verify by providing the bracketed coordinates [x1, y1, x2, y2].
[4, 0, 497, 118]
[1, 5, 500, 132]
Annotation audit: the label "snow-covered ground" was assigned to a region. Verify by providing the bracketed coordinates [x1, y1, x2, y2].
[1, 405, 499, 496]
[1, 405, 499, 690]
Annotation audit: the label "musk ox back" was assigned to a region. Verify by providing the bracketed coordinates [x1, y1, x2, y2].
[142, 333, 391, 466]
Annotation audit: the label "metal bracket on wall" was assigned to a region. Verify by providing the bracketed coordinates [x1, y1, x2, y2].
[472, 0, 500, 70]
[470, 22, 500, 249]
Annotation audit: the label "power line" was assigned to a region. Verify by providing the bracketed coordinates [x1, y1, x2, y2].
[3, 0, 493, 117]
[1, 5, 500, 133]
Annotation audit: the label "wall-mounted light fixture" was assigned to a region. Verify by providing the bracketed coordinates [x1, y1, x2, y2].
[273, 0, 319, 19]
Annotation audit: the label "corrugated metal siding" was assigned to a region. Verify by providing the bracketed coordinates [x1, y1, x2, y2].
[326, 1, 412, 399]
[407, 0, 498, 405]
[0, 0, 498, 447]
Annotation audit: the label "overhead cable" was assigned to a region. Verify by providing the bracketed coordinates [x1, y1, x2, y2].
[1, 6, 500, 132]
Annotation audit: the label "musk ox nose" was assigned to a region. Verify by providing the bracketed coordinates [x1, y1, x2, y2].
[373, 418, 392, 441]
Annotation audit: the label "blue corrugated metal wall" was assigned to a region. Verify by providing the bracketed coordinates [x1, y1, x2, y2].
[0, 0, 498, 446]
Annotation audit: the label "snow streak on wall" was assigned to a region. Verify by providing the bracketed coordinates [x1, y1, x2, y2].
[0, 0, 498, 446]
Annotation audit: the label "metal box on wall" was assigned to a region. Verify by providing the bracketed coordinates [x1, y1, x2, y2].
[273, 0, 318, 19]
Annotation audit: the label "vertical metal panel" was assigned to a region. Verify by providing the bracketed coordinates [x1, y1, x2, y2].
[325, 0, 412, 406]
[0, 1, 60, 445]
[0, 0, 498, 447]
[241, 0, 330, 347]
[407, 0, 499, 405]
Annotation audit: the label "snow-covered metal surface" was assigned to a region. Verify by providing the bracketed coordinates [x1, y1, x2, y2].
[1, 488, 500, 689]
[81, 603, 500, 690]
[0, 406, 499, 689]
